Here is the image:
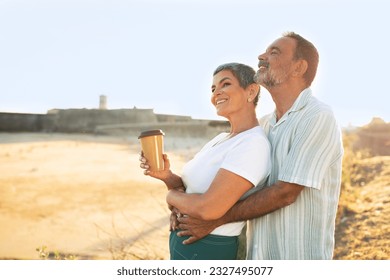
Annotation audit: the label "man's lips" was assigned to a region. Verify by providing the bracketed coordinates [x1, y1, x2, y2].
[258, 60, 269, 69]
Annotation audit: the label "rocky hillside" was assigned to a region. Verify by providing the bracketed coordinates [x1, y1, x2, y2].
[334, 118, 390, 259]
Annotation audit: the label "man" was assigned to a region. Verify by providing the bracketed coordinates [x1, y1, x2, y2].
[177, 32, 344, 259]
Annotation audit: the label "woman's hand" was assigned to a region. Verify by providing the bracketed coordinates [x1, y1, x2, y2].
[139, 152, 173, 181]
[139, 152, 186, 191]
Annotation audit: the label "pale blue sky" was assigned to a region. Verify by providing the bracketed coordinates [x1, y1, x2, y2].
[1, 0, 389, 127]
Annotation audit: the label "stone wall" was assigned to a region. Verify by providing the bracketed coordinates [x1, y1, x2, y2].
[49, 108, 157, 133]
[95, 120, 230, 139]
[0, 112, 56, 132]
[0, 108, 230, 138]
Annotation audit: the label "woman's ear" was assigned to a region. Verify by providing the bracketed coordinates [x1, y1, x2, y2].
[248, 84, 260, 102]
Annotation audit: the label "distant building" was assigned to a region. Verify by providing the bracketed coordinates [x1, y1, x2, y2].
[99, 95, 107, 110]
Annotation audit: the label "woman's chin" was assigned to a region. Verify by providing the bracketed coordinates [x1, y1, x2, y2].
[216, 111, 225, 117]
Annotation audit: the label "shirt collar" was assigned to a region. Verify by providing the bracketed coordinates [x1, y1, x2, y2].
[270, 88, 312, 126]
[289, 87, 312, 113]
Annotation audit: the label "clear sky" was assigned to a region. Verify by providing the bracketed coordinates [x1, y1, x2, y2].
[1, 0, 389, 127]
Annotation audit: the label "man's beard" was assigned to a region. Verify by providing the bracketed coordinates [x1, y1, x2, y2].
[254, 67, 289, 88]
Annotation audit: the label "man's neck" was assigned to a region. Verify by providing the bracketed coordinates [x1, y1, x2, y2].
[269, 83, 307, 121]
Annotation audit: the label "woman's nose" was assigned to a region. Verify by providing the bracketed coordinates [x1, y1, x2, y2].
[212, 88, 222, 97]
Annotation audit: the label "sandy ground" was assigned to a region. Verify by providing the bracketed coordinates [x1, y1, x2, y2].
[1, 132, 389, 260]
[0, 132, 205, 260]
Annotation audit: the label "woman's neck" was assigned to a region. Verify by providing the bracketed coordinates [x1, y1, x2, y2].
[228, 113, 259, 135]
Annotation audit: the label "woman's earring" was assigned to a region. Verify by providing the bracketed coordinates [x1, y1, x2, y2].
[247, 98, 252, 102]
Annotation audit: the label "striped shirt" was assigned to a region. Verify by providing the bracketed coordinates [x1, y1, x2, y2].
[247, 88, 344, 260]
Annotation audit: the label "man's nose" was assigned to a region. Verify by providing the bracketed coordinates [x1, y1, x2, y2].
[258, 53, 265, 59]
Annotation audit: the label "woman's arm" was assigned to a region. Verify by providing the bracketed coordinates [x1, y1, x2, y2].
[166, 168, 253, 220]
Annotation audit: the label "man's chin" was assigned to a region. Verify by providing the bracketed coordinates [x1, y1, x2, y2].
[254, 73, 269, 86]
[254, 77, 268, 89]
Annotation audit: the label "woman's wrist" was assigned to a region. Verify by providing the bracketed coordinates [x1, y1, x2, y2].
[163, 172, 185, 191]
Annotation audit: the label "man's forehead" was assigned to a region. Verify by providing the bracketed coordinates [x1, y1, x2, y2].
[266, 37, 296, 52]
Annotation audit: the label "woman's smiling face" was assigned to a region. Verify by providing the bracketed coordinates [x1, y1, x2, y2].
[211, 70, 248, 118]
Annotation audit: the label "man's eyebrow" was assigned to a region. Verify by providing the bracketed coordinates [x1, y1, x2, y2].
[267, 46, 281, 53]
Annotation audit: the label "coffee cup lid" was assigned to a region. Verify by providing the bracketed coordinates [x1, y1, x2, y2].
[138, 129, 165, 139]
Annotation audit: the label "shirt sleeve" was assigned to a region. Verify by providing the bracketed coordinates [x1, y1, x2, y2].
[220, 133, 271, 186]
[278, 110, 343, 189]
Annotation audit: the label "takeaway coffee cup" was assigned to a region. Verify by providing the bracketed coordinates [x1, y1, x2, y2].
[138, 129, 165, 171]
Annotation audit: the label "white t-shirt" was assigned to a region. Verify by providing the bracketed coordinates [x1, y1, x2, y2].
[181, 126, 271, 236]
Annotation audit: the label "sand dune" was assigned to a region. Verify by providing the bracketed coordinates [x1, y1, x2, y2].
[0, 132, 203, 260]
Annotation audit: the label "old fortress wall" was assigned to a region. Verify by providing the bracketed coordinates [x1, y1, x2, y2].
[0, 97, 230, 139]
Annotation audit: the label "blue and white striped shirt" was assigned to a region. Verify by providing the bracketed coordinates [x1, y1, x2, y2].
[247, 88, 344, 259]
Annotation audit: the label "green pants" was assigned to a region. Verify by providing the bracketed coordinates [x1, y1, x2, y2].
[169, 230, 238, 260]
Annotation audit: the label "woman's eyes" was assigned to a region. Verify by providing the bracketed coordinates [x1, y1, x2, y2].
[211, 82, 231, 93]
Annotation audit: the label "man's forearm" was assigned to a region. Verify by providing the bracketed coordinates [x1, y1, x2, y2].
[222, 181, 304, 223]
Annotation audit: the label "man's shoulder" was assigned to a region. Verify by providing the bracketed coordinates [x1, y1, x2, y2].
[304, 95, 336, 120]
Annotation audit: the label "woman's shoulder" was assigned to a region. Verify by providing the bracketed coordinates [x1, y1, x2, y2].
[234, 126, 270, 148]
[240, 126, 268, 140]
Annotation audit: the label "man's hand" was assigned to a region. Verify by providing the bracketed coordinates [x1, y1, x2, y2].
[169, 205, 181, 231]
[176, 215, 220, 245]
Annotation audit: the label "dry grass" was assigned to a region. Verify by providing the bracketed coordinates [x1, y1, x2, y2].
[334, 128, 390, 260]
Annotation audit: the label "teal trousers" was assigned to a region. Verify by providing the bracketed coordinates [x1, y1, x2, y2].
[169, 230, 238, 260]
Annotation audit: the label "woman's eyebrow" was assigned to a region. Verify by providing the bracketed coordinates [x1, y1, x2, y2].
[219, 77, 232, 84]
[212, 76, 232, 89]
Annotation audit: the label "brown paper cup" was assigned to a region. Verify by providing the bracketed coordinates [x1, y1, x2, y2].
[138, 129, 165, 171]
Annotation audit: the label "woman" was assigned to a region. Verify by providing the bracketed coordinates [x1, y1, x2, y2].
[140, 63, 271, 259]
